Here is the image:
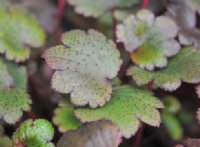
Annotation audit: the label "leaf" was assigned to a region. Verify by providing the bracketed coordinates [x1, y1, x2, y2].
[116, 9, 180, 70]
[0, 59, 13, 89]
[68, 0, 139, 18]
[0, 6, 45, 62]
[20, 0, 57, 33]
[75, 85, 164, 138]
[53, 100, 80, 132]
[12, 119, 54, 147]
[6, 61, 27, 89]
[57, 120, 121, 147]
[163, 96, 181, 114]
[0, 57, 27, 90]
[166, 0, 200, 48]
[127, 47, 200, 91]
[162, 111, 183, 141]
[43, 29, 122, 108]
[0, 88, 31, 124]
[0, 136, 13, 147]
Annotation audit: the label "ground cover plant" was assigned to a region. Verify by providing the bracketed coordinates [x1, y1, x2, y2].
[0, 0, 200, 147]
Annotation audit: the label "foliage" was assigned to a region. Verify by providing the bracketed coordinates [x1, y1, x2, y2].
[57, 120, 121, 147]
[0, 88, 31, 124]
[128, 47, 200, 91]
[75, 85, 164, 138]
[43, 29, 122, 108]
[1, 0, 200, 146]
[162, 96, 183, 141]
[117, 9, 180, 70]
[53, 99, 80, 132]
[0, 5, 45, 62]
[12, 119, 54, 147]
[68, 0, 139, 18]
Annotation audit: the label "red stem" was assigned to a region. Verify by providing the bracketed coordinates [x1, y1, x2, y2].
[141, 0, 150, 9]
[57, 0, 66, 26]
[55, 0, 67, 43]
[134, 124, 145, 147]
[27, 111, 37, 120]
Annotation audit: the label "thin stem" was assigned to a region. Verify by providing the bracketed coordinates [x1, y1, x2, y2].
[56, 0, 66, 27]
[55, 0, 67, 43]
[27, 111, 36, 120]
[134, 124, 145, 147]
[141, 0, 150, 9]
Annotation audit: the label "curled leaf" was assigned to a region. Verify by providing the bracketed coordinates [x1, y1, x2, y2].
[128, 47, 200, 91]
[0, 88, 31, 124]
[0, 6, 45, 62]
[12, 119, 54, 147]
[162, 111, 183, 141]
[68, 0, 139, 18]
[53, 100, 80, 132]
[43, 29, 122, 108]
[116, 9, 180, 70]
[75, 85, 164, 138]
[57, 120, 121, 147]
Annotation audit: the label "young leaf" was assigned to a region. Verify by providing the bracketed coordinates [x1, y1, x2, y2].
[163, 96, 181, 114]
[68, 0, 139, 18]
[0, 88, 31, 124]
[116, 9, 180, 70]
[0, 6, 45, 62]
[162, 111, 183, 141]
[53, 100, 80, 132]
[43, 29, 122, 108]
[127, 47, 200, 91]
[75, 85, 164, 138]
[57, 120, 121, 147]
[12, 119, 54, 147]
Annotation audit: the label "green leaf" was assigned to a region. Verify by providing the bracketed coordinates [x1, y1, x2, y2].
[43, 29, 122, 108]
[68, 0, 139, 18]
[0, 6, 45, 62]
[116, 9, 180, 70]
[6, 61, 27, 89]
[163, 96, 181, 114]
[57, 120, 121, 147]
[162, 111, 183, 141]
[127, 47, 200, 91]
[0, 136, 13, 147]
[53, 100, 80, 132]
[0, 57, 27, 89]
[0, 88, 31, 124]
[75, 85, 164, 138]
[12, 119, 54, 147]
